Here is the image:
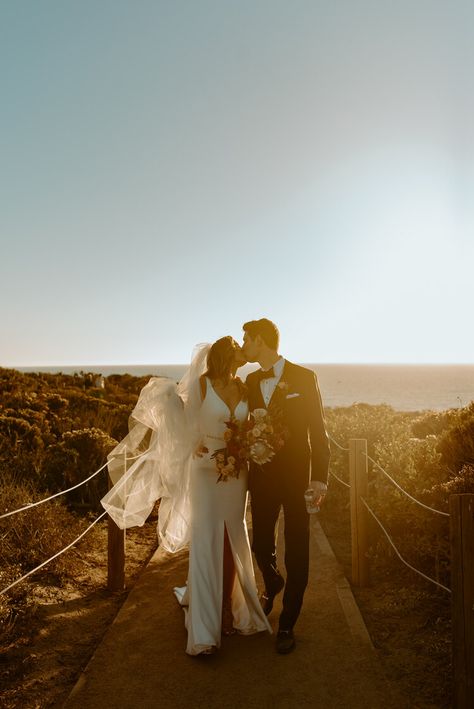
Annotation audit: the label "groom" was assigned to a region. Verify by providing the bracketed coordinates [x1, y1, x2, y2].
[242, 318, 330, 654]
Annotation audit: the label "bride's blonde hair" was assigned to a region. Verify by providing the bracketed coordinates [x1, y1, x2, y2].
[204, 336, 238, 381]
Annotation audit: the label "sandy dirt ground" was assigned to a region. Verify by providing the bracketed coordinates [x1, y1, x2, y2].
[0, 520, 158, 709]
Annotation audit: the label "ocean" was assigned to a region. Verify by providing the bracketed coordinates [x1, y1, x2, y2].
[15, 363, 474, 412]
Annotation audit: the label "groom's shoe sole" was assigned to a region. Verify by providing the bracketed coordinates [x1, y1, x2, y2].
[276, 630, 295, 654]
[261, 575, 285, 616]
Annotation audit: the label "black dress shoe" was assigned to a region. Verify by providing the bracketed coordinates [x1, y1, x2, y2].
[276, 629, 295, 654]
[260, 575, 285, 615]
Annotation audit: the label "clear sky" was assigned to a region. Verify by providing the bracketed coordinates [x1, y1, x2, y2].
[1, 1, 473, 365]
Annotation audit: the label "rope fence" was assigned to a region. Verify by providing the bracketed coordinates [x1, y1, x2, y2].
[360, 497, 451, 593]
[329, 434, 349, 452]
[363, 451, 449, 517]
[0, 461, 110, 520]
[329, 433, 449, 517]
[0, 511, 107, 596]
[329, 470, 351, 489]
[328, 433, 472, 707]
[0, 448, 150, 596]
[327, 432, 449, 592]
[0, 449, 151, 520]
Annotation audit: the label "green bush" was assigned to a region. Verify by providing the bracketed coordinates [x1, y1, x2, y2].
[0, 367, 147, 630]
[0, 473, 96, 635]
[324, 401, 474, 591]
[41, 428, 117, 509]
[0, 368, 139, 501]
[436, 403, 474, 473]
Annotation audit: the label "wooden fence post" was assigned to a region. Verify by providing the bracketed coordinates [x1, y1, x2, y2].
[107, 452, 126, 592]
[349, 438, 369, 587]
[450, 493, 474, 708]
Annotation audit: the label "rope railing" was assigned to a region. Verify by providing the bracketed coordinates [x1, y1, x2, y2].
[363, 451, 449, 517]
[0, 447, 152, 596]
[0, 448, 151, 520]
[360, 497, 451, 594]
[328, 435, 350, 487]
[0, 511, 107, 596]
[328, 433, 449, 517]
[329, 470, 350, 489]
[124, 449, 151, 461]
[329, 434, 349, 452]
[327, 433, 452, 595]
[0, 461, 110, 520]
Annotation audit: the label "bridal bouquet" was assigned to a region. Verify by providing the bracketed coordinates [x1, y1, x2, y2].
[211, 407, 288, 482]
[211, 417, 249, 483]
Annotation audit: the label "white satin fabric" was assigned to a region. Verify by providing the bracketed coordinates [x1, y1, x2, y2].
[174, 378, 271, 655]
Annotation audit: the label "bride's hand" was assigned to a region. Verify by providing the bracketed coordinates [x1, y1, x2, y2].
[193, 444, 209, 459]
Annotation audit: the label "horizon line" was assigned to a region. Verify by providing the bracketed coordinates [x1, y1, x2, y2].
[4, 361, 474, 369]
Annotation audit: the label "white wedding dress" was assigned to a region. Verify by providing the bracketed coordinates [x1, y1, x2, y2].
[174, 377, 271, 655]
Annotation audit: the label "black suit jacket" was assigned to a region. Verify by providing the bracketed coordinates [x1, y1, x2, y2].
[246, 360, 330, 487]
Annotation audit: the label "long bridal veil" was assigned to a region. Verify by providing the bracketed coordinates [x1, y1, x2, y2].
[100, 343, 211, 553]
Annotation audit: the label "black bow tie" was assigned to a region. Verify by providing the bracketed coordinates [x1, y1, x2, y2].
[258, 367, 275, 380]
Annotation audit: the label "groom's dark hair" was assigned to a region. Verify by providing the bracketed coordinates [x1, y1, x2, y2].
[243, 318, 279, 350]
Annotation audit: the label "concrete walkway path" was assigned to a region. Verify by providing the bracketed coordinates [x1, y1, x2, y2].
[64, 516, 407, 708]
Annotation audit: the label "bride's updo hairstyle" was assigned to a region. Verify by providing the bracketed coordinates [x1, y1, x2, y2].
[205, 336, 239, 382]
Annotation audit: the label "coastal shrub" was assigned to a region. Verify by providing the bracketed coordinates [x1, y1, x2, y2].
[0, 367, 141, 633]
[434, 463, 474, 495]
[0, 415, 43, 453]
[436, 403, 474, 473]
[0, 368, 139, 509]
[0, 474, 84, 573]
[410, 404, 474, 474]
[57, 390, 130, 440]
[41, 428, 117, 509]
[411, 409, 460, 438]
[324, 403, 414, 504]
[368, 434, 450, 586]
[40, 445, 80, 492]
[0, 473, 93, 636]
[44, 393, 69, 413]
[0, 414, 46, 489]
[323, 402, 474, 590]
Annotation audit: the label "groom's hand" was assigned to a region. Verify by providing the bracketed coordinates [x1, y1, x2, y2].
[309, 480, 327, 508]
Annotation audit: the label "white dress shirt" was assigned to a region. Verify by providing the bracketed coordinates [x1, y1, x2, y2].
[260, 356, 285, 407]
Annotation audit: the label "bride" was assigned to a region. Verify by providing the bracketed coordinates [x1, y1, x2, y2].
[101, 337, 271, 655]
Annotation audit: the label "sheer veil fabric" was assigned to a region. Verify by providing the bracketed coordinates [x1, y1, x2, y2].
[100, 343, 211, 553]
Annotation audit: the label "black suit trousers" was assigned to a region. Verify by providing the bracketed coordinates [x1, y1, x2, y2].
[250, 466, 309, 631]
